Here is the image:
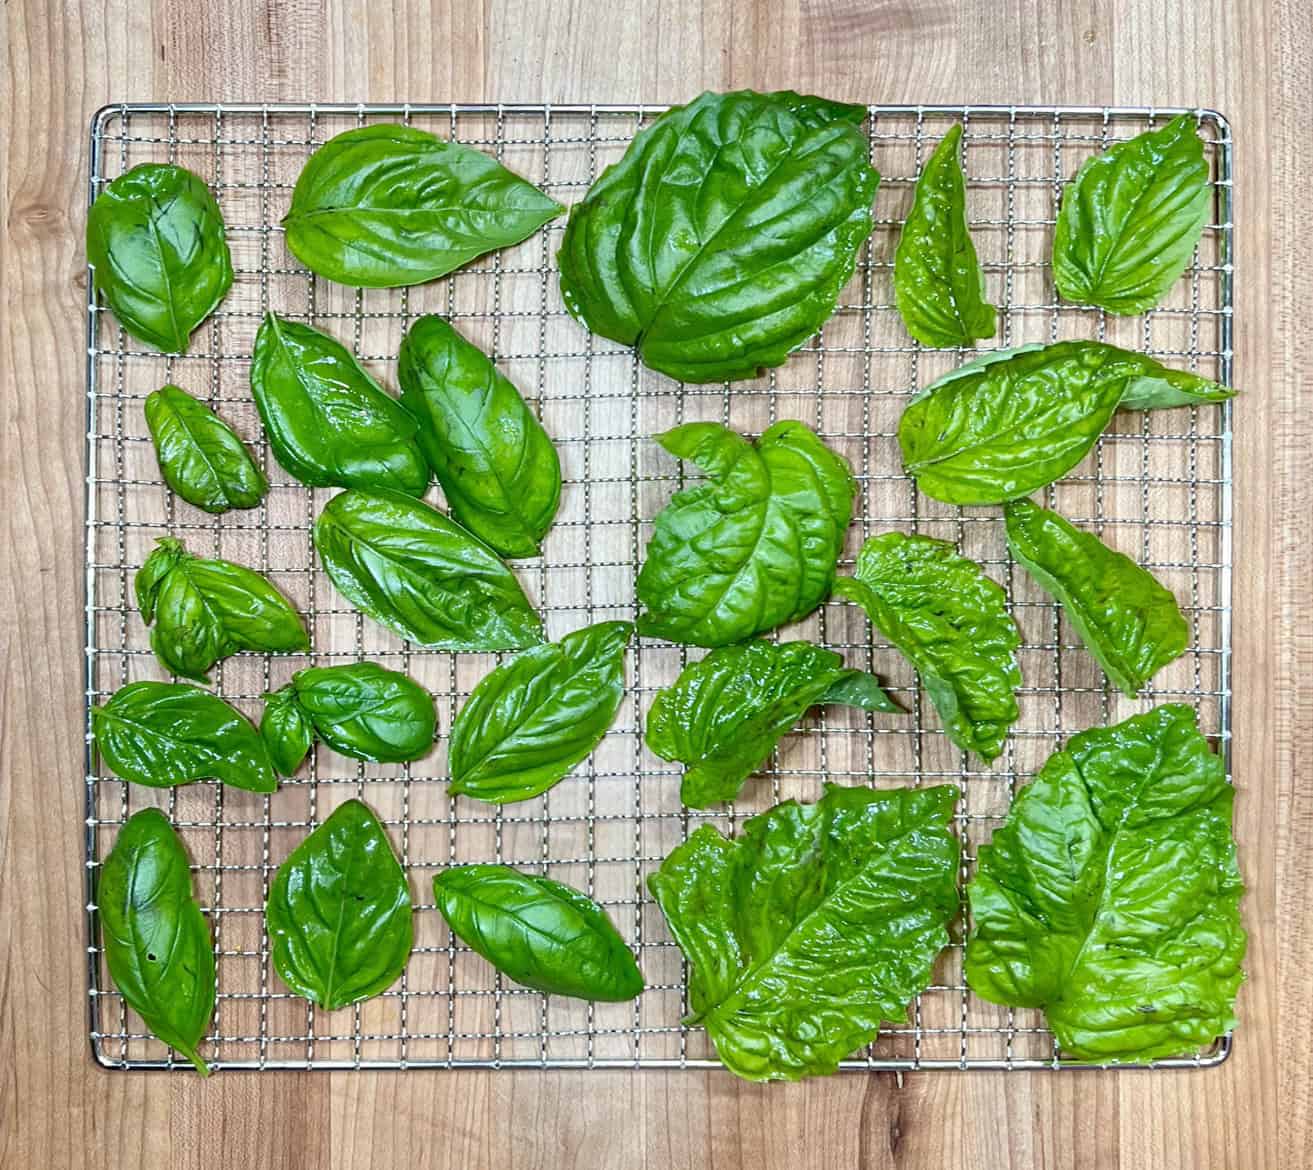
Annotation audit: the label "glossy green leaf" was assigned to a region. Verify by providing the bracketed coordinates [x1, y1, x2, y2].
[259, 688, 316, 776]
[645, 640, 898, 808]
[86, 163, 233, 353]
[1054, 114, 1210, 315]
[557, 90, 879, 383]
[893, 124, 996, 347]
[283, 124, 563, 288]
[834, 533, 1021, 761]
[433, 865, 642, 1001]
[397, 315, 560, 556]
[313, 487, 544, 650]
[267, 800, 412, 1010]
[98, 809, 215, 1075]
[966, 704, 1245, 1062]
[91, 681, 277, 793]
[648, 784, 960, 1081]
[448, 621, 633, 803]
[637, 421, 856, 646]
[134, 537, 309, 682]
[1005, 499, 1188, 696]
[144, 385, 266, 513]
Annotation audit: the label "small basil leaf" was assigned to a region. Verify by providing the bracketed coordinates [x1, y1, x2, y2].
[558, 90, 879, 383]
[250, 312, 429, 495]
[98, 808, 215, 1075]
[266, 800, 413, 1010]
[313, 487, 544, 650]
[86, 163, 233, 353]
[282, 124, 563, 288]
[92, 681, 277, 793]
[637, 421, 856, 646]
[284, 662, 436, 763]
[893, 124, 997, 347]
[834, 533, 1021, 761]
[259, 687, 315, 776]
[648, 784, 960, 1081]
[1053, 114, 1210, 315]
[397, 315, 561, 557]
[449, 621, 633, 803]
[1004, 498, 1188, 696]
[433, 864, 642, 1001]
[144, 385, 267, 513]
[818, 670, 902, 712]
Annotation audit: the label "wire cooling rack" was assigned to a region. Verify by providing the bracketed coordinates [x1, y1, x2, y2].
[83, 102, 1233, 1072]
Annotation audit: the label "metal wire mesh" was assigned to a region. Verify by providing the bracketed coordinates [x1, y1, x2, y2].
[83, 102, 1234, 1072]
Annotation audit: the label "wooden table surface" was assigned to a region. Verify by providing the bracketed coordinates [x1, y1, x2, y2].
[2, 1, 1309, 1167]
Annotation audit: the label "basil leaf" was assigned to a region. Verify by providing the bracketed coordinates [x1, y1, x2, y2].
[1053, 114, 1210, 315]
[260, 687, 316, 776]
[86, 163, 233, 353]
[92, 681, 277, 793]
[893, 124, 997, 347]
[649, 784, 960, 1081]
[313, 487, 544, 650]
[282, 124, 563, 288]
[98, 808, 215, 1075]
[1005, 499, 1188, 696]
[966, 704, 1245, 1062]
[645, 640, 898, 808]
[134, 537, 309, 682]
[397, 315, 560, 557]
[637, 421, 856, 646]
[834, 533, 1021, 761]
[557, 90, 879, 383]
[448, 621, 633, 803]
[433, 865, 642, 1001]
[266, 799, 413, 1010]
[144, 385, 266, 513]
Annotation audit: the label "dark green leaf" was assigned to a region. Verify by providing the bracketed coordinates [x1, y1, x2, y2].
[259, 687, 316, 776]
[966, 704, 1245, 1062]
[282, 124, 563, 288]
[144, 385, 266, 513]
[397, 315, 560, 556]
[557, 90, 879, 383]
[433, 865, 643, 1001]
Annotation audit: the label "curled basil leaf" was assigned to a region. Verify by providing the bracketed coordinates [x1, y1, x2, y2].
[558, 90, 879, 383]
[313, 487, 544, 650]
[98, 808, 215, 1075]
[266, 799, 413, 1010]
[86, 163, 233, 353]
[637, 421, 856, 646]
[282, 124, 563, 288]
[91, 681, 277, 793]
[144, 384, 266, 514]
[398, 315, 560, 557]
[966, 704, 1245, 1062]
[433, 865, 643, 1001]
[646, 640, 899, 808]
[260, 688, 316, 777]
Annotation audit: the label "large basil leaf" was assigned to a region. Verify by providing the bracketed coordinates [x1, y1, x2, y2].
[645, 640, 898, 808]
[834, 533, 1021, 761]
[145, 385, 266, 513]
[134, 537, 309, 682]
[397, 315, 560, 557]
[282, 124, 563, 288]
[98, 808, 215, 1075]
[966, 704, 1245, 1062]
[266, 799, 413, 1010]
[433, 865, 642, 1001]
[1053, 115, 1210, 315]
[313, 487, 544, 650]
[448, 621, 632, 803]
[86, 163, 233, 353]
[637, 421, 856, 646]
[893, 124, 996, 347]
[250, 313, 429, 495]
[91, 681, 277, 793]
[648, 784, 959, 1081]
[557, 90, 879, 383]
[1005, 499, 1188, 696]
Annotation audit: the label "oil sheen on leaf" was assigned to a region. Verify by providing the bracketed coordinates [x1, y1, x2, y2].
[145, 385, 267, 514]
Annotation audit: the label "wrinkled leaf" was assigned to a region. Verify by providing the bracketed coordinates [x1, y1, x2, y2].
[145, 384, 266, 513]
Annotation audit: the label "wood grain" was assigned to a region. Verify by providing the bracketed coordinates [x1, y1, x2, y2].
[1, 1, 1308, 1167]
